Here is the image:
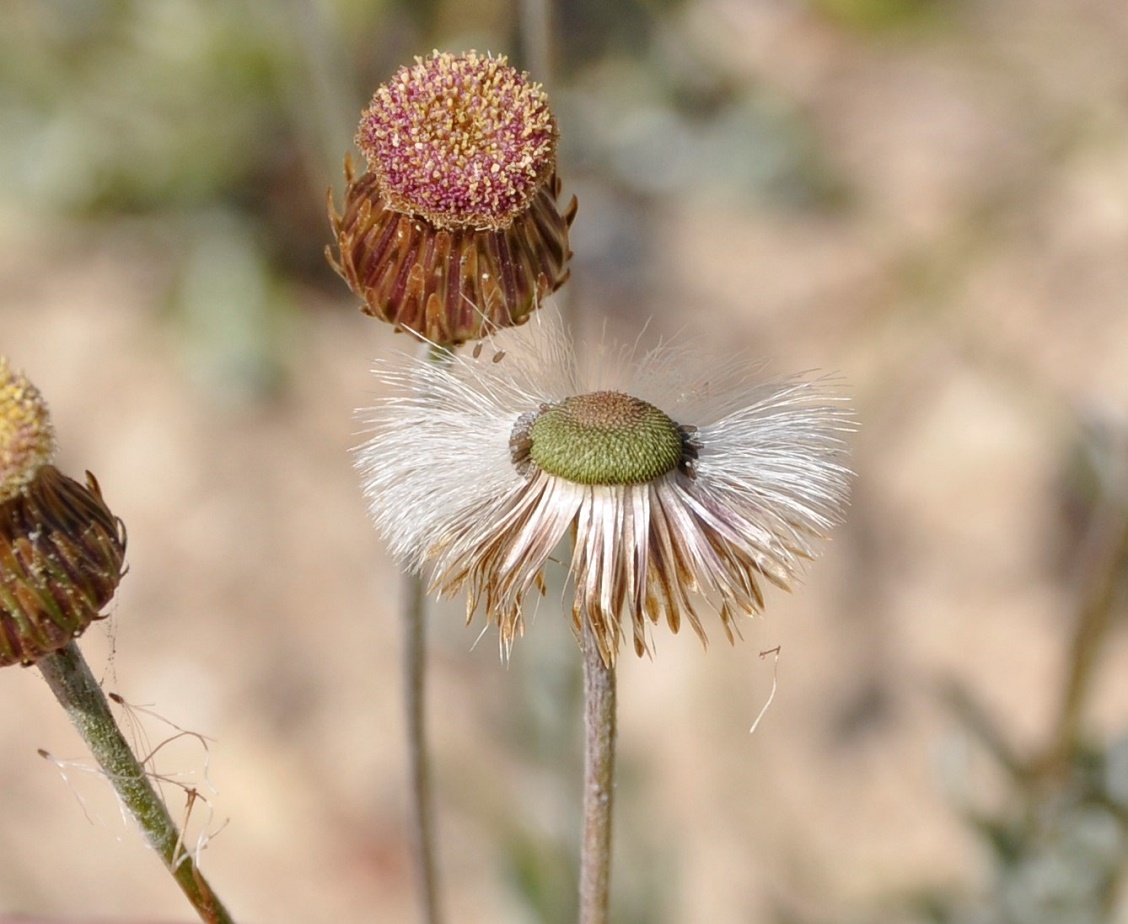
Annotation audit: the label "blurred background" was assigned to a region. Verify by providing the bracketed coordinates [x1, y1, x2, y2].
[3, 0, 1128, 921]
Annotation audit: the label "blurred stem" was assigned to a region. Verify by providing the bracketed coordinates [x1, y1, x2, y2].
[37, 642, 236, 924]
[518, 0, 579, 341]
[402, 340, 452, 924]
[939, 678, 1024, 779]
[1042, 478, 1128, 775]
[519, 0, 554, 91]
[579, 616, 617, 924]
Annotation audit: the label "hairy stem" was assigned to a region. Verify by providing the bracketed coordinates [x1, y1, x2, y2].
[579, 617, 617, 924]
[37, 642, 236, 924]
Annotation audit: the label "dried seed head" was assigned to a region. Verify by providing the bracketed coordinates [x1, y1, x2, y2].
[512, 391, 689, 485]
[0, 358, 56, 504]
[357, 314, 854, 665]
[0, 364, 126, 667]
[328, 51, 576, 345]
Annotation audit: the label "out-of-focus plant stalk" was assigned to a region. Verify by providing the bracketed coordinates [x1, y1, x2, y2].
[1042, 456, 1128, 776]
[37, 642, 236, 924]
[519, 0, 554, 94]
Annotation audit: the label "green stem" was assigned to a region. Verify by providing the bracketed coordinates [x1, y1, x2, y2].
[36, 642, 236, 924]
[579, 616, 616, 924]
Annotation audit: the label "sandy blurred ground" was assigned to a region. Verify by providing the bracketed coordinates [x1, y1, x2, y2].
[3, 0, 1128, 922]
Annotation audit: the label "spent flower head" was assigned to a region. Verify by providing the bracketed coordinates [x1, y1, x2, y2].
[357, 317, 854, 666]
[328, 50, 576, 346]
[0, 359, 126, 667]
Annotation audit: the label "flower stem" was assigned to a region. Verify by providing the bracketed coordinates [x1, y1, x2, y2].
[579, 616, 617, 924]
[399, 340, 452, 924]
[403, 567, 443, 924]
[36, 642, 236, 924]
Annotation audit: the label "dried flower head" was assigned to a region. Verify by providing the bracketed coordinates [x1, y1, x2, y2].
[328, 50, 576, 345]
[0, 360, 126, 667]
[357, 317, 853, 666]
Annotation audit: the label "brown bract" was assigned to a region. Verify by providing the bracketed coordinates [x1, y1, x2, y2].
[0, 466, 127, 667]
[327, 156, 576, 345]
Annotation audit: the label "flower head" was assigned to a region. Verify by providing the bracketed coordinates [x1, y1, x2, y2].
[0, 359, 126, 667]
[0, 357, 56, 504]
[356, 50, 557, 231]
[357, 318, 853, 666]
[328, 51, 576, 345]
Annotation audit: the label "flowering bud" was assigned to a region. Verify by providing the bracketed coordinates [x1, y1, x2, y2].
[328, 51, 576, 345]
[0, 359, 126, 667]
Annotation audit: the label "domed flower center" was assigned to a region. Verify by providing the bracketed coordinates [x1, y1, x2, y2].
[516, 391, 686, 486]
[356, 51, 557, 231]
[0, 358, 55, 504]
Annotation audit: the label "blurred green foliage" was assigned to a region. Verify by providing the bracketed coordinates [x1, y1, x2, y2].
[810, 0, 944, 31]
[0, 0, 364, 280]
